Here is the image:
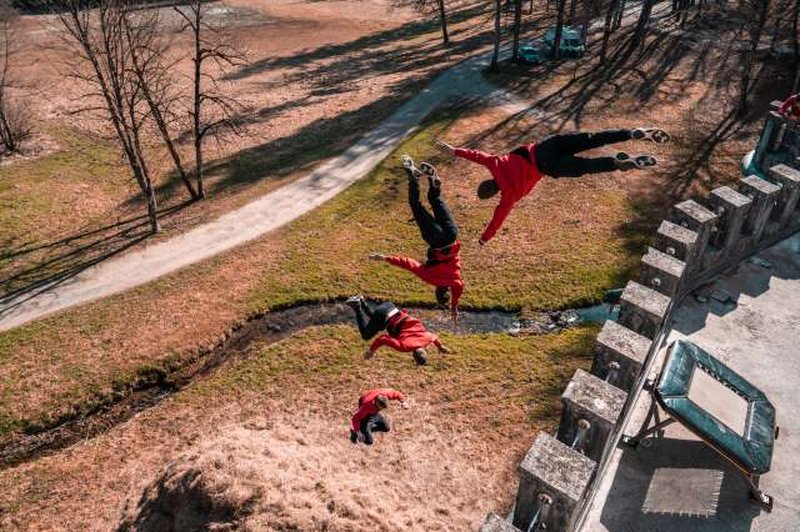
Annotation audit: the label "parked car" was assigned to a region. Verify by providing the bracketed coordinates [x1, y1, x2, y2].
[544, 26, 586, 57]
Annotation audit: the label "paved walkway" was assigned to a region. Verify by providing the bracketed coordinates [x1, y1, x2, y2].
[583, 234, 800, 531]
[0, 53, 525, 332]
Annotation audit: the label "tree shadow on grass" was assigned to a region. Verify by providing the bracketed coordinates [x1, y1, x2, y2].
[0, 202, 189, 316]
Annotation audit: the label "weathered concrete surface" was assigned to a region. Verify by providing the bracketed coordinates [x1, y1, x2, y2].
[639, 247, 686, 297]
[618, 281, 671, 339]
[591, 321, 651, 392]
[655, 220, 698, 263]
[515, 433, 595, 531]
[582, 233, 800, 531]
[480, 513, 521, 532]
[558, 369, 628, 462]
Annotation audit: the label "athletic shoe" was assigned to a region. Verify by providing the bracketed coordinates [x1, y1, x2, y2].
[420, 162, 441, 188]
[632, 128, 671, 144]
[345, 295, 364, 308]
[614, 152, 637, 171]
[401, 154, 415, 169]
[412, 349, 428, 366]
[634, 155, 658, 168]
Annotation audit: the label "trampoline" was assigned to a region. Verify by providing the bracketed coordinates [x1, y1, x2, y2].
[622, 339, 778, 511]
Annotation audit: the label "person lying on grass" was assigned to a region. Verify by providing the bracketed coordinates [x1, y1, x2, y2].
[369, 155, 464, 323]
[350, 388, 408, 445]
[345, 295, 450, 366]
[778, 94, 800, 121]
[436, 127, 671, 245]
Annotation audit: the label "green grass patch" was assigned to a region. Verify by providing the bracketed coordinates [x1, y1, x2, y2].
[248, 108, 637, 313]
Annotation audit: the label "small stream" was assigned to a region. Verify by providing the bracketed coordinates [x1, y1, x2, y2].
[0, 292, 621, 469]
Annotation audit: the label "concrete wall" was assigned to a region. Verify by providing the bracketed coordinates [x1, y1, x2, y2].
[480, 109, 800, 531]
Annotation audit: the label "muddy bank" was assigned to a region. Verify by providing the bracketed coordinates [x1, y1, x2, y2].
[0, 299, 617, 469]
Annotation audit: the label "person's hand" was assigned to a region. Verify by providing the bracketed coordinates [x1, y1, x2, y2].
[350, 429, 359, 444]
[438, 344, 452, 354]
[435, 139, 456, 157]
[400, 400, 410, 410]
[451, 308, 459, 324]
[478, 238, 487, 247]
[363, 348, 375, 359]
[369, 253, 386, 261]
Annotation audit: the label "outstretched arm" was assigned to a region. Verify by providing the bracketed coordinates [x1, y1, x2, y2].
[384, 255, 424, 275]
[454, 147, 496, 168]
[480, 197, 514, 244]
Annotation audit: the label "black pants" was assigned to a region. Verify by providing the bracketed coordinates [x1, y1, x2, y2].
[535, 129, 633, 178]
[408, 175, 458, 249]
[360, 413, 390, 445]
[352, 301, 397, 340]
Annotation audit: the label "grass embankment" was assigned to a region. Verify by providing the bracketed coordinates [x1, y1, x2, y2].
[0, 106, 638, 438]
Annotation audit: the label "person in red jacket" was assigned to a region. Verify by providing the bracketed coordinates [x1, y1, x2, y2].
[370, 155, 464, 322]
[349, 388, 408, 445]
[778, 94, 800, 121]
[437, 127, 670, 244]
[345, 296, 450, 365]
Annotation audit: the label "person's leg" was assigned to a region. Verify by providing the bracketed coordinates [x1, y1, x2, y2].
[408, 177, 444, 247]
[360, 414, 390, 445]
[546, 130, 635, 155]
[427, 184, 458, 247]
[352, 304, 373, 339]
[548, 154, 618, 178]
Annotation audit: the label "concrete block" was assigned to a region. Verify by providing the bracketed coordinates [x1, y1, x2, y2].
[480, 513, 520, 532]
[708, 186, 751, 254]
[655, 220, 698, 263]
[639, 246, 686, 297]
[739, 175, 780, 241]
[557, 369, 627, 462]
[767, 164, 800, 229]
[513, 433, 595, 531]
[591, 320, 651, 392]
[670, 200, 717, 272]
[618, 280, 671, 340]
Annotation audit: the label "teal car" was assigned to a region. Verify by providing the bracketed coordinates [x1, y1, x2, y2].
[519, 26, 585, 65]
[544, 26, 586, 57]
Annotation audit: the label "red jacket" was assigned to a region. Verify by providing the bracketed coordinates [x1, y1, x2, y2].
[351, 388, 405, 431]
[455, 144, 541, 242]
[779, 94, 800, 120]
[384, 241, 464, 311]
[369, 310, 442, 353]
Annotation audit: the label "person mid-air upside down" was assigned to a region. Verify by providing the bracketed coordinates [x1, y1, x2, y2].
[370, 155, 465, 322]
[437, 127, 671, 245]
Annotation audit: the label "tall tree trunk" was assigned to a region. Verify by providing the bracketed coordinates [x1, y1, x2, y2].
[438, 0, 449, 44]
[553, 0, 566, 60]
[600, 0, 618, 62]
[739, 1, 770, 116]
[490, 0, 501, 71]
[580, 0, 591, 43]
[512, 0, 522, 62]
[613, 0, 625, 29]
[568, 0, 578, 24]
[192, 4, 205, 199]
[792, 0, 799, 68]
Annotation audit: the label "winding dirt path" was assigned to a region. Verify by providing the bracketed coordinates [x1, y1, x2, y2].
[0, 53, 525, 333]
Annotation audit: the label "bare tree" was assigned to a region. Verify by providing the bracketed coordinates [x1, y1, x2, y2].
[122, 9, 199, 200]
[0, 0, 28, 153]
[511, 0, 523, 62]
[54, 0, 161, 232]
[490, 0, 502, 71]
[552, 0, 566, 59]
[396, 0, 450, 44]
[175, 0, 244, 200]
[738, 0, 771, 115]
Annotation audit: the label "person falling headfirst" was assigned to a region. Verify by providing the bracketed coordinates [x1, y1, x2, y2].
[437, 127, 671, 245]
[350, 388, 408, 445]
[370, 155, 464, 322]
[345, 295, 450, 366]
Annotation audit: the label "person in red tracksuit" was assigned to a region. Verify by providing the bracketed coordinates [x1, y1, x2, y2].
[436, 127, 671, 244]
[370, 155, 465, 322]
[345, 296, 450, 366]
[778, 94, 800, 121]
[349, 388, 408, 445]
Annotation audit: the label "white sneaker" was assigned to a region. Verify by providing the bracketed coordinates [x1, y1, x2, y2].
[632, 128, 671, 144]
